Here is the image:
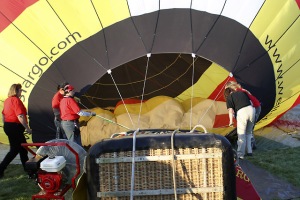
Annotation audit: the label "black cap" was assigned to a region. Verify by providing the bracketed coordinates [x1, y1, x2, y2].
[57, 82, 69, 90]
[59, 82, 69, 89]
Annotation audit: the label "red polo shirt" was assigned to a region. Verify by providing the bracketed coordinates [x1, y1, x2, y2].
[60, 97, 81, 120]
[2, 96, 28, 123]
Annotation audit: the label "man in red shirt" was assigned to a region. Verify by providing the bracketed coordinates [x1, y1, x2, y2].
[52, 82, 68, 139]
[0, 84, 32, 178]
[60, 84, 96, 146]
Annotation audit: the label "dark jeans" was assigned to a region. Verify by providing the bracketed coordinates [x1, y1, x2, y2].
[54, 118, 67, 139]
[0, 122, 28, 174]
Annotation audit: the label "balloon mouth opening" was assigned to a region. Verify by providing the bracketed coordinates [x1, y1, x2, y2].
[81, 53, 221, 109]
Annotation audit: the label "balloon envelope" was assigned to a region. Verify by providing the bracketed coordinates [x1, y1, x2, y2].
[0, 0, 300, 143]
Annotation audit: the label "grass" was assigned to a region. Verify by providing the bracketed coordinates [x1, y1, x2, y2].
[1, 147, 300, 199]
[246, 146, 300, 188]
[0, 165, 40, 200]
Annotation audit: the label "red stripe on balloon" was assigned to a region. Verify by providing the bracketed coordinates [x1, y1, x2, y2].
[269, 95, 300, 125]
[0, 0, 38, 32]
[213, 114, 229, 128]
[296, 0, 300, 9]
[208, 76, 236, 102]
[115, 99, 146, 108]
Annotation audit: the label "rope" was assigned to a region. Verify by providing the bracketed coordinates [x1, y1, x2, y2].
[130, 129, 140, 200]
[95, 114, 131, 130]
[189, 53, 196, 130]
[191, 124, 208, 133]
[137, 54, 151, 128]
[171, 129, 179, 200]
[78, 100, 131, 130]
[108, 69, 135, 129]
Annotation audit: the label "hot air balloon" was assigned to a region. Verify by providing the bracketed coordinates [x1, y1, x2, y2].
[0, 0, 299, 146]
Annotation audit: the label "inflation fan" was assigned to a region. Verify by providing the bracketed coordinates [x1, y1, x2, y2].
[22, 139, 86, 200]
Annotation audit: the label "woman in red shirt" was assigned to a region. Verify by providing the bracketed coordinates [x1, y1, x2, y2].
[60, 85, 95, 146]
[0, 83, 32, 178]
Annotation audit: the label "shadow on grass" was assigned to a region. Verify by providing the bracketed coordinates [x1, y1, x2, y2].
[255, 135, 297, 151]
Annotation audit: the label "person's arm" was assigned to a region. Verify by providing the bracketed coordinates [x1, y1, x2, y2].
[228, 108, 235, 127]
[69, 98, 96, 117]
[17, 114, 32, 134]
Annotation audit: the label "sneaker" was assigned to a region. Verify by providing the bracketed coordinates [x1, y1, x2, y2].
[247, 153, 253, 156]
[239, 156, 244, 160]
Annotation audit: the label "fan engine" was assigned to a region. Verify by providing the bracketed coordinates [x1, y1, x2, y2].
[37, 156, 67, 194]
[22, 139, 86, 200]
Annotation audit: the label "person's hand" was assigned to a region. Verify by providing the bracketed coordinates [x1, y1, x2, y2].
[229, 123, 234, 127]
[91, 112, 96, 116]
[26, 128, 32, 134]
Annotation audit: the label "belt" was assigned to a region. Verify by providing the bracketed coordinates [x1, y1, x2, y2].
[62, 119, 79, 122]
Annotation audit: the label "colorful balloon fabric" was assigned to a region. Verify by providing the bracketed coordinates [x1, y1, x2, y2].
[0, 0, 300, 143]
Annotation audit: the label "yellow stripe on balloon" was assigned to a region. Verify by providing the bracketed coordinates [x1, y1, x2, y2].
[92, 0, 130, 28]
[251, 0, 299, 41]
[250, 0, 300, 126]
[0, 0, 131, 106]
[176, 62, 229, 102]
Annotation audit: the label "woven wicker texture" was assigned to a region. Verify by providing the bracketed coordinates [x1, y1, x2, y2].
[97, 147, 224, 199]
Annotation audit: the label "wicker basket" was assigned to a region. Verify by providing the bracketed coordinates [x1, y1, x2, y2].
[86, 132, 236, 200]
